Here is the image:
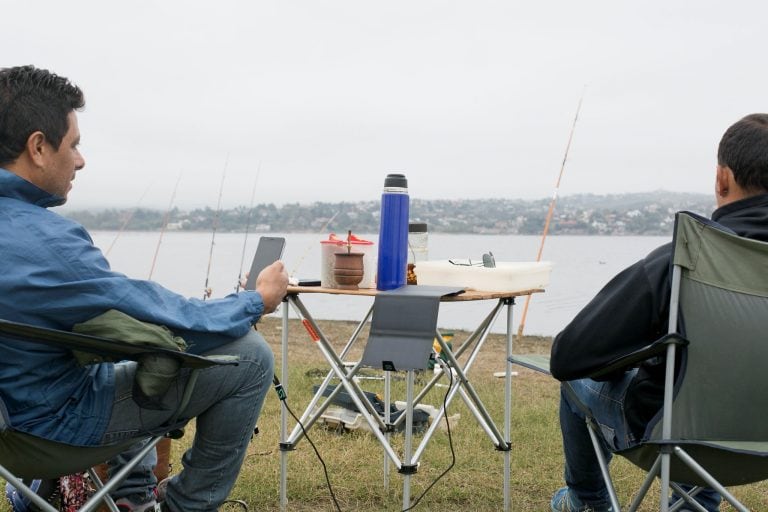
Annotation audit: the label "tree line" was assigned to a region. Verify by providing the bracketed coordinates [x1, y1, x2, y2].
[62, 191, 716, 236]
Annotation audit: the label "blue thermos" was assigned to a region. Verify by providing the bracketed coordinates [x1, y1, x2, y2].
[376, 173, 409, 290]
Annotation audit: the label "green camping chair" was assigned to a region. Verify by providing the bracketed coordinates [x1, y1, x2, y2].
[510, 211, 768, 511]
[0, 318, 237, 512]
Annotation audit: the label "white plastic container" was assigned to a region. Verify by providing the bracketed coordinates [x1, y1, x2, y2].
[412, 260, 552, 292]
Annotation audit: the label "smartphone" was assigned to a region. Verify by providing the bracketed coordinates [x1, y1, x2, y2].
[244, 236, 286, 291]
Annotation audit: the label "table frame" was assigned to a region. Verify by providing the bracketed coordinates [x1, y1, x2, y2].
[278, 286, 541, 511]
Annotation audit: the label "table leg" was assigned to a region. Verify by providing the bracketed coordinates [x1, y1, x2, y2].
[284, 344, 375, 442]
[410, 303, 506, 463]
[286, 295, 403, 468]
[402, 369, 415, 510]
[393, 301, 501, 435]
[503, 297, 514, 512]
[384, 370, 391, 491]
[278, 290, 526, 512]
[279, 301, 289, 512]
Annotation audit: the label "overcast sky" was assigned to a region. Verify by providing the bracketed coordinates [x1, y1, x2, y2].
[4, 1, 767, 210]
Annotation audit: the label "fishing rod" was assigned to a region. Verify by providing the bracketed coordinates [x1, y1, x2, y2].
[148, 174, 182, 280]
[105, 183, 154, 257]
[235, 162, 262, 292]
[289, 211, 340, 279]
[202, 155, 229, 300]
[516, 90, 585, 341]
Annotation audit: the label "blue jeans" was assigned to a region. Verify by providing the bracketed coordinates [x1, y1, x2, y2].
[102, 329, 274, 512]
[560, 371, 721, 511]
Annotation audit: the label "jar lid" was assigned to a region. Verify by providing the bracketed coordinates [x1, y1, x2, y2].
[408, 222, 428, 233]
[321, 233, 374, 245]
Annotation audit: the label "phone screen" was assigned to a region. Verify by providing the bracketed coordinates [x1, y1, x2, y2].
[244, 236, 286, 291]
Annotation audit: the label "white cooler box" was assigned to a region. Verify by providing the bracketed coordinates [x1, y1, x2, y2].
[413, 261, 552, 292]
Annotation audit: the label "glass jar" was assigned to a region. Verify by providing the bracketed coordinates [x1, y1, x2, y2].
[407, 222, 428, 284]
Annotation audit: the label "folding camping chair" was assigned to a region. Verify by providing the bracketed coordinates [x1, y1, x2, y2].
[510, 211, 768, 511]
[0, 318, 237, 512]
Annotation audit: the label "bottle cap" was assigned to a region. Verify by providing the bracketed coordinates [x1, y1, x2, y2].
[384, 173, 408, 189]
[408, 222, 428, 233]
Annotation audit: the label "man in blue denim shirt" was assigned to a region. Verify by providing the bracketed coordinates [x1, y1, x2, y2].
[0, 65, 289, 512]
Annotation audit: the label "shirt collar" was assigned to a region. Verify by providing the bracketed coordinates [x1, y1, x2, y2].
[712, 193, 768, 222]
[0, 167, 65, 207]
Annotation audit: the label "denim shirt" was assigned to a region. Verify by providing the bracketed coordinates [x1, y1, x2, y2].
[0, 168, 266, 446]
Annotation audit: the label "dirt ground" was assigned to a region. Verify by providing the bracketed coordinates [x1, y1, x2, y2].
[255, 315, 553, 374]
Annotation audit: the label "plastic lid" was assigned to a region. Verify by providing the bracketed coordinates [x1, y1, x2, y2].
[384, 173, 408, 189]
[408, 222, 428, 233]
[321, 233, 374, 245]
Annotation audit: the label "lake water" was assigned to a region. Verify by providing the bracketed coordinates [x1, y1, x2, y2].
[91, 231, 668, 337]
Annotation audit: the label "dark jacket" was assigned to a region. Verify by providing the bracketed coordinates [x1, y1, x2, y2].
[550, 194, 768, 436]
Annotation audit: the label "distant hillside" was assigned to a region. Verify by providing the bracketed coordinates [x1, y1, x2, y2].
[62, 191, 716, 236]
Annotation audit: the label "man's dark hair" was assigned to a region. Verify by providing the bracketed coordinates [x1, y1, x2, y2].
[717, 113, 768, 193]
[0, 65, 85, 167]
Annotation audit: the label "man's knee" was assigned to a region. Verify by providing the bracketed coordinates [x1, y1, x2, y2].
[226, 330, 275, 390]
[560, 380, 589, 419]
[240, 329, 274, 371]
[205, 329, 273, 365]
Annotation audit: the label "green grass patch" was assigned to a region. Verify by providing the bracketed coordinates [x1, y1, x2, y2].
[2, 321, 767, 511]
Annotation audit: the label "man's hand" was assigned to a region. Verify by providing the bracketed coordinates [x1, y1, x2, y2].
[255, 261, 289, 314]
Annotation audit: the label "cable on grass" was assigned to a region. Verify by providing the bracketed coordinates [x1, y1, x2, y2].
[273, 375, 343, 512]
[273, 365, 456, 512]
[401, 367, 456, 512]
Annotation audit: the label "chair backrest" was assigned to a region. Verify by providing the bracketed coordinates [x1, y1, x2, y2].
[626, 212, 768, 485]
[653, 211, 768, 444]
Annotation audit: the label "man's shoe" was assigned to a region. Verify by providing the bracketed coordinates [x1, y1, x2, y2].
[154, 477, 248, 512]
[115, 496, 161, 512]
[550, 487, 614, 512]
[155, 477, 170, 503]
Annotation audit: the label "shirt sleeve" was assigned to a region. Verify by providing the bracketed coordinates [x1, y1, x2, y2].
[23, 218, 265, 340]
[549, 242, 672, 381]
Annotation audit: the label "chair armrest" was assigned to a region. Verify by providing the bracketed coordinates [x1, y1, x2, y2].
[0, 318, 236, 370]
[507, 334, 687, 381]
[507, 354, 551, 375]
[587, 333, 688, 380]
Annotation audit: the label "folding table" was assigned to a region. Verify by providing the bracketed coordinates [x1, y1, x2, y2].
[278, 284, 542, 511]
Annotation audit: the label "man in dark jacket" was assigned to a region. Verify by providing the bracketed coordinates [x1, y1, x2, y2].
[548, 113, 768, 512]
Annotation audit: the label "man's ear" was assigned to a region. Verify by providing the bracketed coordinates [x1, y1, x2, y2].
[25, 131, 48, 169]
[715, 165, 731, 200]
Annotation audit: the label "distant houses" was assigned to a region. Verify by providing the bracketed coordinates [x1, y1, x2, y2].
[62, 191, 716, 236]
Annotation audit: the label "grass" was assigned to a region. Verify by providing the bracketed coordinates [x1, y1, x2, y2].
[3, 317, 767, 511]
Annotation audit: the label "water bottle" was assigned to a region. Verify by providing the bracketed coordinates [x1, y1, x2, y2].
[376, 173, 409, 290]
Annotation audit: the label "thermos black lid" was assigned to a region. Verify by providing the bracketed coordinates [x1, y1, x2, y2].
[409, 222, 428, 233]
[384, 173, 408, 189]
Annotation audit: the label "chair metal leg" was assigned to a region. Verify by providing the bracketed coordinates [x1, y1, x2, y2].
[673, 446, 750, 512]
[585, 418, 621, 512]
[86, 468, 121, 512]
[80, 436, 164, 512]
[668, 482, 707, 512]
[0, 467, 59, 512]
[660, 451, 672, 512]
[627, 456, 661, 512]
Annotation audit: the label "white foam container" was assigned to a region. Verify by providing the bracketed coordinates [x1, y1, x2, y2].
[413, 260, 552, 292]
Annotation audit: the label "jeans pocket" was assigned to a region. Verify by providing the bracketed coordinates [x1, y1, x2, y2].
[597, 422, 618, 451]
